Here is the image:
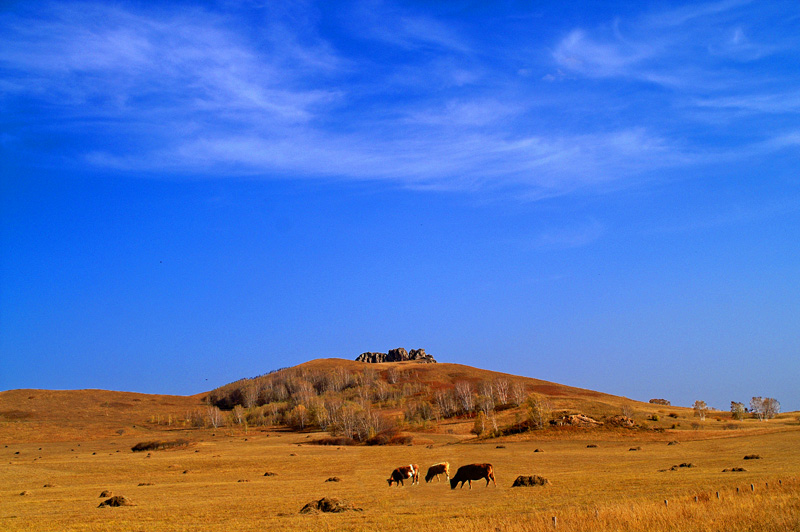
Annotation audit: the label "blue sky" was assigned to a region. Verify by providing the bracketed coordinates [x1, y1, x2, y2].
[1, 0, 798, 411]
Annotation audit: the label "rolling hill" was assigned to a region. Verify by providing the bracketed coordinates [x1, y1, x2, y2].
[1, 358, 687, 444]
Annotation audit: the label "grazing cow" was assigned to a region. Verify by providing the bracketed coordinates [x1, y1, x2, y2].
[450, 463, 496, 489]
[387, 464, 419, 486]
[425, 462, 450, 483]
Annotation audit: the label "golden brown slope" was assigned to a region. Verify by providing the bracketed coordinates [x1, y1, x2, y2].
[0, 388, 205, 443]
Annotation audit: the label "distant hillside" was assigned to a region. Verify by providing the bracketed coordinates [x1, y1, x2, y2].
[0, 389, 204, 442]
[206, 358, 673, 442]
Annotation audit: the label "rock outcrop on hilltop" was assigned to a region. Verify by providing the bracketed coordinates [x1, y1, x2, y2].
[355, 347, 436, 364]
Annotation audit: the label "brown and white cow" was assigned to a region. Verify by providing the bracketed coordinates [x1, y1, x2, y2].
[449, 463, 496, 489]
[425, 462, 450, 483]
[387, 464, 419, 486]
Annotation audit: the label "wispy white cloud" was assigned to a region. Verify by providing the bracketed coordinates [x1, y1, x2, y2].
[83, 124, 686, 200]
[551, 0, 790, 87]
[1, 0, 797, 201]
[645, 0, 753, 28]
[552, 29, 652, 78]
[350, 1, 471, 53]
[0, 3, 341, 122]
[693, 92, 800, 114]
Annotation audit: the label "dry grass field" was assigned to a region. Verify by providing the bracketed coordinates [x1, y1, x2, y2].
[2, 361, 799, 531]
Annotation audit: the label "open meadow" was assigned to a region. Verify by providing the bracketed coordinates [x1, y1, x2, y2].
[3, 418, 799, 531]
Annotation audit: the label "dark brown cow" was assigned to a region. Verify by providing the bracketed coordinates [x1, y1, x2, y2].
[449, 463, 496, 489]
[425, 462, 450, 483]
[387, 464, 419, 486]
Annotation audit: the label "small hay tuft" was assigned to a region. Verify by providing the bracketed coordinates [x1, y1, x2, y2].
[98, 496, 135, 508]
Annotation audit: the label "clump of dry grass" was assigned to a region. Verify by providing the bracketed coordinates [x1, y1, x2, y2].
[98, 495, 135, 508]
[366, 430, 414, 446]
[309, 436, 357, 446]
[131, 439, 189, 452]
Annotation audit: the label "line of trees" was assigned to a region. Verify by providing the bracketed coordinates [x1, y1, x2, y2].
[729, 397, 781, 421]
[688, 396, 781, 422]
[204, 367, 539, 439]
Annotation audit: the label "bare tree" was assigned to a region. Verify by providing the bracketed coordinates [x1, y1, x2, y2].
[476, 394, 494, 419]
[373, 380, 391, 402]
[206, 405, 225, 429]
[232, 404, 245, 425]
[360, 367, 377, 388]
[511, 382, 527, 406]
[479, 381, 494, 403]
[331, 404, 359, 439]
[267, 402, 281, 426]
[434, 389, 457, 418]
[494, 378, 510, 405]
[242, 383, 259, 408]
[621, 404, 634, 418]
[308, 398, 330, 430]
[287, 404, 308, 429]
[693, 400, 708, 421]
[750, 397, 780, 421]
[454, 381, 475, 413]
[763, 397, 781, 419]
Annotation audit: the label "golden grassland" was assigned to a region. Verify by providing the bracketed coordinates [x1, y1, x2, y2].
[2, 419, 799, 531]
[2, 361, 799, 531]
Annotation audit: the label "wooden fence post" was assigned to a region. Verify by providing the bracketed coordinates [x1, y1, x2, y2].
[552, 516, 557, 528]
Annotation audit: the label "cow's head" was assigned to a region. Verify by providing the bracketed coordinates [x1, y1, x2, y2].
[449, 478, 458, 490]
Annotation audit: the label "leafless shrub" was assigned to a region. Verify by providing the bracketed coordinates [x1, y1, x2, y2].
[526, 393, 552, 429]
[365, 427, 412, 445]
[311, 436, 357, 446]
[286, 404, 309, 430]
[649, 398, 671, 405]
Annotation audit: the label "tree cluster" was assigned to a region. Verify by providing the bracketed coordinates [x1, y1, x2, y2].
[206, 368, 534, 440]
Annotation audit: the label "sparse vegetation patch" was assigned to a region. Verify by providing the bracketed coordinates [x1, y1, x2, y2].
[131, 439, 189, 452]
[511, 475, 550, 487]
[98, 496, 135, 508]
[299, 497, 362, 514]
